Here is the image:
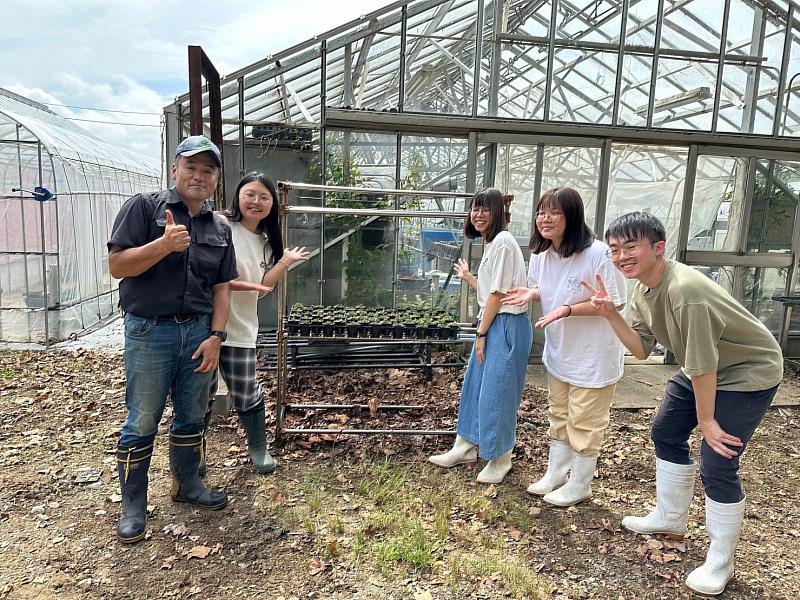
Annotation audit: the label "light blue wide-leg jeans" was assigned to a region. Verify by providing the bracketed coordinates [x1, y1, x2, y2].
[456, 312, 532, 460]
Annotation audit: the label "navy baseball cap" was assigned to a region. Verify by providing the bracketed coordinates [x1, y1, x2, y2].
[175, 135, 222, 167]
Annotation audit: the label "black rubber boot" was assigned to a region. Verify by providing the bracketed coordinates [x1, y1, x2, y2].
[198, 410, 212, 479]
[116, 444, 153, 543]
[169, 432, 228, 510]
[238, 402, 276, 474]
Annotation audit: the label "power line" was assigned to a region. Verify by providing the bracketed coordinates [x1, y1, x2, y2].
[64, 116, 162, 128]
[43, 102, 161, 116]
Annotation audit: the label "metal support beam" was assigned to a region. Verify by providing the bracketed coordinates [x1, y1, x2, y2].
[773, 6, 794, 137]
[645, 0, 665, 129]
[471, 0, 485, 118]
[711, 0, 731, 132]
[676, 144, 698, 263]
[595, 138, 612, 234]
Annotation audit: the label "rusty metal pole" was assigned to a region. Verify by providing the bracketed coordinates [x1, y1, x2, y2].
[275, 182, 291, 440]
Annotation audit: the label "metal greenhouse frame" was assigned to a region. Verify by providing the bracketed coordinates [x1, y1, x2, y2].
[164, 0, 800, 354]
[0, 88, 160, 343]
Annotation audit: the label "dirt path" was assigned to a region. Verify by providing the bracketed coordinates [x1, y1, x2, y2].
[0, 349, 797, 599]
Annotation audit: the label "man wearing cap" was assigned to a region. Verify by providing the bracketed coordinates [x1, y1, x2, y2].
[108, 135, 237, 543]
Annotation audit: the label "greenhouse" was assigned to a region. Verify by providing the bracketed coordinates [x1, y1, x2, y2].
[0, 88, 160, 343]
[163, 0, 800, 355]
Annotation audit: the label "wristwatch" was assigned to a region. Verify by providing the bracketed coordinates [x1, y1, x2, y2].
[210, 330, 227, 342]
[475, 331, 487, 338]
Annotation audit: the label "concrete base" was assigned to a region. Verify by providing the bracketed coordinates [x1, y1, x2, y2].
[211, 370, 232, 417]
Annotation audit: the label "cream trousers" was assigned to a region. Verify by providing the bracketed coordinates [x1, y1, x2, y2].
[547, 373, 616, 454]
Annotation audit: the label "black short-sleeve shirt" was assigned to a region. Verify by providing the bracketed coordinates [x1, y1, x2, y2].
[108, 188, 238, 317]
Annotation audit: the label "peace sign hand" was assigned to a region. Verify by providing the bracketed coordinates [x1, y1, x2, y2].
[580, 274, 617, 318]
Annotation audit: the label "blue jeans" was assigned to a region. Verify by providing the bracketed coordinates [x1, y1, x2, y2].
[652, 370, 777, 503]
[457, 312, 532, 460]
[119, 313, 212, 448]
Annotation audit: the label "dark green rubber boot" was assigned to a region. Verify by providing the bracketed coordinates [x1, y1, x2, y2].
[238, 402, 276, 474]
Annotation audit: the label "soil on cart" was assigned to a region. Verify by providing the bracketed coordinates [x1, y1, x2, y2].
[0, 349, 797, 599]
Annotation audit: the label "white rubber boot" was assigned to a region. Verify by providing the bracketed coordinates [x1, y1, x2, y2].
[622, 458, 696, 539]
[428, 435, 477, 468]
[543, 451, 597, 507]
[685, 495, 745, 596]
[527, 439, 572, 496]
[476, 450, 512, 484]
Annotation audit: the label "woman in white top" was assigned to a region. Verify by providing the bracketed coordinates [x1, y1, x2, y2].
[504, 187, 626, 506]
[429, 188, 532, 484]
[204, 173, 309, 475]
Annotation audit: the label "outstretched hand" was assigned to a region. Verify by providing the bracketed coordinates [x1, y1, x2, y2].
[230, 280, 273, 294]
[580, 274, 617, 318]
[535, 305, 570, 328]
[283, 246, 311, 266]
[502, 287, 535, 307]
[162, 209, 190, 253]
[453, 258, 472, 281]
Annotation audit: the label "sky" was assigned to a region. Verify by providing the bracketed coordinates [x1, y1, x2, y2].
[1, 0, 384, 167]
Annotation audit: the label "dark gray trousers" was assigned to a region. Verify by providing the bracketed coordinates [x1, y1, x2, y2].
[652, 370, 777, 503]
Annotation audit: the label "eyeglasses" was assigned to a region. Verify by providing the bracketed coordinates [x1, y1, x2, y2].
[535, 209, 563, 220]
[606, 241, 651, 259]
[470, 206, 491, 215]
[242, 191, 273, 203]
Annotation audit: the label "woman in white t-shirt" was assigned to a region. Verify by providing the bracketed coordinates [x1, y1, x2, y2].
[429, 188, 532, 484]
[504, 187, 626, 507]
[204, 173, 309, 475]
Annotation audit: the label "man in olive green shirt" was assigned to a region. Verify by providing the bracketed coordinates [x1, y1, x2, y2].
[584, 212, 781, 597]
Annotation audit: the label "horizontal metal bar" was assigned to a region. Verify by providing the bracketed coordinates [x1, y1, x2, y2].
[278, 181, 473, 198]
[324, 108, 800, 153]
[499, 33, 765, 64]
[684, 250, 793, 268]
[285, 403, 424, 410]
[281, 428, 456, 435]
[286, 205, 468, 219]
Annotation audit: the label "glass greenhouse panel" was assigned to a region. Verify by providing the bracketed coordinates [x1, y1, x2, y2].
[549, 49, 618, 124]
[747, 160, 800, 253]
[605, 145, 688, 251]
[404, 0, 478, 116]
[653, 58, 717, 131]
[689, 155, 751, 252]
[541, 146, 602, 231]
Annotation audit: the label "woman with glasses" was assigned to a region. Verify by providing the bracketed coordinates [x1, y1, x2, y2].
[503, 187, 626, 506]
[429, 188, 532, 484]
[203, 172, 309, 475]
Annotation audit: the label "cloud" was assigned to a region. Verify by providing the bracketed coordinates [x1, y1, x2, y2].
[0, 0, 389, 162]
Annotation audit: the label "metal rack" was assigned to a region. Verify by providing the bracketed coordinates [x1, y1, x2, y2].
[274, 181, 472, 440]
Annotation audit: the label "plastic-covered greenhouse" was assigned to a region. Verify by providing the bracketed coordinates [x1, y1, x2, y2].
[164, 0, 800, 355]
[0, 88, 160, 343]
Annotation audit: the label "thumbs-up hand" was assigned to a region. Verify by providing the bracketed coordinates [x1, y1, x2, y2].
[162, 209, 190, 253]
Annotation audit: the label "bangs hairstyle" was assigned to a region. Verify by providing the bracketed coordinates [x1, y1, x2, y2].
[529, 187, 594, 257]
[604, 212, 666, 245]
[227, 172, 284, 262]
[463, 188, 506, 242]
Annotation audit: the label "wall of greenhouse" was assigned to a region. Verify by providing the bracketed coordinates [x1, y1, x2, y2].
[0, 88, 160, 343]
[164, 0, 800, 354]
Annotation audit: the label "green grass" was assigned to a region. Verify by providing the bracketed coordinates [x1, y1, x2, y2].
[260, 453, 558, 595]
[0, 368, 13, 378]
[446, 549, 554, 598]
[372, 521, 443, 572]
